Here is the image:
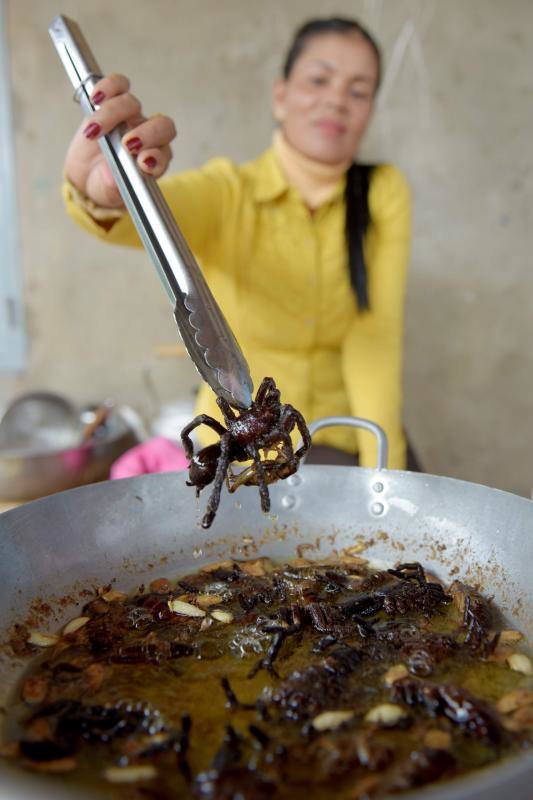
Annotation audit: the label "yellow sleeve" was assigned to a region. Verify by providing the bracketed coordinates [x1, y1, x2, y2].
[61, 157, 237, 260]
[341, 164, 411, 470]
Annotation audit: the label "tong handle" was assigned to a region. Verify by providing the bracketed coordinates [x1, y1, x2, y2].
[49, 15, 254, 410]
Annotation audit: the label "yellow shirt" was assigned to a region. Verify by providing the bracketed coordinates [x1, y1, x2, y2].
[63, 146, 411, 468]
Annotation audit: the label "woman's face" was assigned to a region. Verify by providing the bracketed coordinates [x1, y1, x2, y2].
[272, 32, 379, 165]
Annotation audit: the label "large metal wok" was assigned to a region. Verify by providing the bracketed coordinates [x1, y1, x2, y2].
[0, 419, 532, 799]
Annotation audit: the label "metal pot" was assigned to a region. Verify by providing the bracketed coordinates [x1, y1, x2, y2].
[0, 405, 138, 502]
[0, 418, 531, 799]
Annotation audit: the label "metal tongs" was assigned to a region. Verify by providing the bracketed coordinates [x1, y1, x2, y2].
[49, 15, 254, 410]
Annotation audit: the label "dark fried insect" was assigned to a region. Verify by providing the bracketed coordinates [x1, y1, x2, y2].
[181, 377, 311, 528]
[6, 557, 529, 799]
[392, 678, 503, 744]
[194, 765, 275, 799]
[312, 634, 338, 652]
[194, 725, 275, 799]
[248, 631, 288, 679]
[248, 724, 270, 749]
[20, 698, 166, 761]
[340, 564, 451, 620]
[270, 646, 361, 720]
[282, 733, 392, 785]
[247, 605, 303, 677]
[399, 632, 458, 677]
[369, 620, 459, 676]
[236, 574, 286, 611]
[388, 562, 428, 583]
[389, 747, 456, 791]
[111, 638, 194, 664]
[121, 713, 192, 778]
[220, 677, 255, 711]
[449, 580, 492, 648]
[248, 601, 352, 677]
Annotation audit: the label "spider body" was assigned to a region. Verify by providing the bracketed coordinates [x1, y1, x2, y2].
[181, 377, 311, 528]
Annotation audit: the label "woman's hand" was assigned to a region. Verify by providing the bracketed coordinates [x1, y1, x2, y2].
[64, 74, 177, 209]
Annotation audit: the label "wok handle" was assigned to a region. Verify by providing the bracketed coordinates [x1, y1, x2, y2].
[304, 416, 388, 470]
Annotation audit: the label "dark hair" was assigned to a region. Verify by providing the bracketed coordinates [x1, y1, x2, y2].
[283, 16, 381, 87]
[283, 17, 381, 310]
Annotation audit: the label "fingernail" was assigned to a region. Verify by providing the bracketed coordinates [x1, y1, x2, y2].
[83, 122, 101, 139]
[126, 137, 142, 153]
[91, 90, 105, 105]
[143, 156, 157, 169]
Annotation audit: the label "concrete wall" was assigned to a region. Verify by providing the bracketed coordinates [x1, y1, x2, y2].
[1, 0, 533, 495]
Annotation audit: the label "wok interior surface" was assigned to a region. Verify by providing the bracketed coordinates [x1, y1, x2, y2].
[0, 466, 532, 799]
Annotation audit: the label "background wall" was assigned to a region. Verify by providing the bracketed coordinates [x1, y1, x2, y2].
[1, 0, 532, 495]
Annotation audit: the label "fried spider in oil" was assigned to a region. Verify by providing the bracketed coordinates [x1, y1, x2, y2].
[181, 377, 311, 528]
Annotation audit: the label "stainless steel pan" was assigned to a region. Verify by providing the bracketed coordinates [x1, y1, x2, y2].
[0, 419, 532, 799]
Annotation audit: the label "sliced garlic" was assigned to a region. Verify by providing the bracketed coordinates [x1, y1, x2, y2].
[201, 559, 235, 573]
[502, 705, 533, 732]
[290, 557, 312, 568]
[27, 631, 59, 647]
[104, 765, 157, 783]
[167, 599, 206, 617]
[383, 664, 409, 686]
[240, 558, 271, 577]
[27, 757, 77, 773]
[0, 742, 19, 758]
[196, 594, 224, 607]
[342, 543, 368, 556]
[496, 688, 533, 714]
[312, 710, 354, 731]
[507, 653, 533, 675]
[211, 609, 234, 624]
[102, 589, 127, 603]
[85, 663, 106, 693]
[62, 616, 90, 636]
[149, 578, 173, 594]
[424, 729, 452, 750]
[499, 630, 524, 645]
[339, 555, 368, 567]
[364, 703, 408, 726]
[21, 676, 49, 704]
[176, 593, 194, 603]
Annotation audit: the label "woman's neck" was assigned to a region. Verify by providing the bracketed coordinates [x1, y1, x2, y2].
[273, 128, 351, 209]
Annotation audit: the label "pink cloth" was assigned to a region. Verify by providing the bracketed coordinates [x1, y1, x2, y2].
[110, 436, 189, 479]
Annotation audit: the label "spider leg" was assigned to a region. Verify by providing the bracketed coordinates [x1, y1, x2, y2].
[260, 428, 292, 456]
[246, 444, 271, 513]
[201, 433, 231, 529]
[216, 396, 238, 423]
[254, 377, 279, 406]
[281, 406, 311, 459]
[180, 415, 226, 460]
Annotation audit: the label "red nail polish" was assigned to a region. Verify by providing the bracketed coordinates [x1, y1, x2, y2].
[92, 90, 105, 105]
[83, 121, 101, 139]
[143, 156, 157, 169]
[126, 137, 142, 153]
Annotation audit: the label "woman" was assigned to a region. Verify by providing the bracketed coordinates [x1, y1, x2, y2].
[63, 17, 412, 470]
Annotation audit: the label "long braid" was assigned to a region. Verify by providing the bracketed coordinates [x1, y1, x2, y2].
[345, 163, 374, 310]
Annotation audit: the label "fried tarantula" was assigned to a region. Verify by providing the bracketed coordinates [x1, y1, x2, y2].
[181, 377, 311, 529]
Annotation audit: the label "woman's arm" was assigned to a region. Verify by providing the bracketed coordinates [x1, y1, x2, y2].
[341, 164, 412, 469]
[63, 160, 233, 256]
